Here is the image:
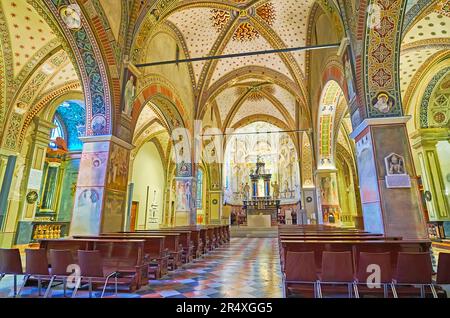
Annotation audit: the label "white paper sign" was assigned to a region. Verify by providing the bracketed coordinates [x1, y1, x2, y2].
[27, 169, 43, 190]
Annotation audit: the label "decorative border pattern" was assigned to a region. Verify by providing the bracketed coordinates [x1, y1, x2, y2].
[43, 0, 112, 136]
[364, 0, 405, 118]
[419, 66, 450, 128]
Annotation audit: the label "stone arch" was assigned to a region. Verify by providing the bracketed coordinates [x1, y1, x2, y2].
[17, 82, 82, 149]
[132, 82, 188, 135]
[39, 0, 115, 136]
[419, 67, 450, 128]
[316, 80, 346, 169]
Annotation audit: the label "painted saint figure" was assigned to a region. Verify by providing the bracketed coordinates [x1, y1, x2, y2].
[243, 183, 251, 200]
[123, 75, 136, 116]
[373, 93, 394, 113]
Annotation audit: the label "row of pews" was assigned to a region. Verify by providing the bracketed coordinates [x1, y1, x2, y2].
[38, 225, 230, 291]
[278, 225, 442, 298]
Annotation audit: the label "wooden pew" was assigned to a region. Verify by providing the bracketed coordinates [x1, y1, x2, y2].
[74, 235, 168, 279]
[279, 239, 431, 274]
[134, 229, 195, 263]
[123, 231, 182, 269]
[39, 238, 148, 291]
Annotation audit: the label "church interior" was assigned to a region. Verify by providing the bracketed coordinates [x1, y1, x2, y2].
[0, 0, 449, 299]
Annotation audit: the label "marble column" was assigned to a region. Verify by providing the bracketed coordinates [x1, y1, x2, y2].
[350, 117, 427, 239]
[411, 128, 450, 221]
[70, 135, 133, 236]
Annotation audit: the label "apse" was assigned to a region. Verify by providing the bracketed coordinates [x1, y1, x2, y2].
[223, 121, 301, 205]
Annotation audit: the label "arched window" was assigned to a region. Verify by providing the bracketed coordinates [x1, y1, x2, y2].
[50, 116, 65, 141]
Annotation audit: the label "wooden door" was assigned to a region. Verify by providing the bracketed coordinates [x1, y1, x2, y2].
[130, 201, 139, 232]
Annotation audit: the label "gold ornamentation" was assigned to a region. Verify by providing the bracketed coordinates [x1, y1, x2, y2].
[211, 2, 276, 41]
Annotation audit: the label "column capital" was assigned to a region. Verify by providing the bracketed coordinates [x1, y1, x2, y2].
[79, 135, 135, 150]
[349, 116, 411, 140]
[315, 168, 338, 175]
[410, 128, 450, 150]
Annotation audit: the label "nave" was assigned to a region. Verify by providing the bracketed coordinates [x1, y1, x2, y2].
[0, 237, 282, 299]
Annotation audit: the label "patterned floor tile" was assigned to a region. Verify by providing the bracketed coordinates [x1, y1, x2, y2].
[0, 238, 283, 298]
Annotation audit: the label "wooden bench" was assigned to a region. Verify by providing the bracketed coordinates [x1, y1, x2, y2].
[39, 238, 148, 291]
[134, 229, 194, 263]
[279, 239, 431, 273]
[121, 232, 182, 270]
[74, 235, 168, 279]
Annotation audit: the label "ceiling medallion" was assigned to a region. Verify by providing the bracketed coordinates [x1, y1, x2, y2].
[236, 85, 275, 102]
[211, 2, 276, 42]
[435, 0, 450, 18]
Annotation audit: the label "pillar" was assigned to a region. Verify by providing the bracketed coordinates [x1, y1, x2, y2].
[70, 135, 133, 236]
[411, 128, 450, 221]
[263, 176, 271, 198]
[316, 169, 341, 226]
[350, 117, 427, 239]
[0, 156, 16, 230]
[21, 118, 56, 221]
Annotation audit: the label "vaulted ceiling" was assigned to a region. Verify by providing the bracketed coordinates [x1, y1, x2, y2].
[134, 0, 318, 132]
[0, 0, 83, 145]
[400, 0, 450, 101]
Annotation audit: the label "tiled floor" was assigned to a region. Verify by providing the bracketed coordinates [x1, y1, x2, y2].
[0, 238, 284, 298]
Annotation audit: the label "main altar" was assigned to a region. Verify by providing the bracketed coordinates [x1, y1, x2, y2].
[242, 157, 280, 227]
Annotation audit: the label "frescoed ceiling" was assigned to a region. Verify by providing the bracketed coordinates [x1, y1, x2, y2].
[401, 1, 450, 101]
[163, 0, 314, 91]
[132, 0, 318, 131]
[0, 0, 84, 149]
[210, 78, 298, 130]
[1, 0, 56, 76]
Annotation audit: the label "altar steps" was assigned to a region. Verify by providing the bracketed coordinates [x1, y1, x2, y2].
[230, 226, 278, 238]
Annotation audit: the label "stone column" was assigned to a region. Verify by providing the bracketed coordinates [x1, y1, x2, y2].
[0, 155, 16, 230]
[411, 128, 450, 221]
[21, 118, 56, 221]
[350, 117, 427, 239]
[70, 135, 133, 236]
[174, 176, 196, 226]
[316, 169, 341, 226]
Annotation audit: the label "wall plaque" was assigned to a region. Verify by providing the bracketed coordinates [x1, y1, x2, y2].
[384, 153, 411, 189]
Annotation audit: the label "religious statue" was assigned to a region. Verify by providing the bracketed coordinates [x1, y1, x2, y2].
[123, 75, 136, 116]
[243, 182, 251, 200]
[387, 154, 405, 175]
[271, 181, 280, 199]
[239, 182, 244, 199]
